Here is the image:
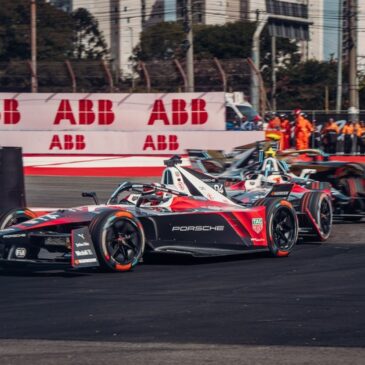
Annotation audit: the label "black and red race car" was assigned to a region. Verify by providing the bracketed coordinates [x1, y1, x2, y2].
[161, 156, 333, 242]
[188, 144, 365, 221]
[0, 177, 300, 272]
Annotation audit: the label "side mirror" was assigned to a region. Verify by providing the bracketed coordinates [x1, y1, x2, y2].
[81, 192, 99, 205]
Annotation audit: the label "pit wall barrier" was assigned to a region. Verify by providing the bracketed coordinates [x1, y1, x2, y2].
[0, 131, 264, 155]
[0, 147, 26, 209]
[0, 92, 264, 154]
[0, 92, 225, 131]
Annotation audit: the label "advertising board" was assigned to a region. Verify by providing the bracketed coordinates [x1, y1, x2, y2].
[0, 92, 225, 131]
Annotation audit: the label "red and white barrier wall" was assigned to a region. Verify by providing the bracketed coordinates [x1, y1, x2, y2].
[1, 131, 263, 154]
[0, 92, 264, 155]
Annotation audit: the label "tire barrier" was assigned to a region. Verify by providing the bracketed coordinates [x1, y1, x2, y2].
[0, 146, 26, 212]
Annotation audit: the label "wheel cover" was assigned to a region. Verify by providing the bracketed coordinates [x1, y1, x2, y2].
[319, 198, 332, 235]
[103, 217, 142, 265]
[272, 207, 296, 250]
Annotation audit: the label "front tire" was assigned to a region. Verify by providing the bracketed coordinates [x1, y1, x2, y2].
[89, 210, 145, 272]
[0, 208, 36, 229]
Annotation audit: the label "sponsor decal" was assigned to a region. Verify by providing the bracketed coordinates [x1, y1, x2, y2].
[270, 191, 290, 197]
[251, 238, 265, 242]
[21, 213, 61, 226]
[172, 225, 224, 232]
[143, 134, 179, 151]
[147, 98, 208, 126]
[252, 218, 263, 234]
[213, 183, 224, 194]
[49, 134, 86, 150]
[74, 242, 90, 248]
[53, 99, 115, 126]
[15, 247, 27, 258]
[71, 227, 99, 268]
[75, 258, 98, 264]
[0, 99, 21, 124]
[75, 249, 93, 257]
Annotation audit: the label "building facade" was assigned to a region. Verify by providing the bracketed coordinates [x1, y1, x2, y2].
[48, 0, 365, 75]
[49, 0, 251, 76]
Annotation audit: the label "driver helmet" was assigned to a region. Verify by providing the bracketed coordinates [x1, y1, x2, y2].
[265, 174, 283, 184]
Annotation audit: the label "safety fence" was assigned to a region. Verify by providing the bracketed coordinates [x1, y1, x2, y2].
[0, 58, 252, 94]
[277, 110, 365, 124]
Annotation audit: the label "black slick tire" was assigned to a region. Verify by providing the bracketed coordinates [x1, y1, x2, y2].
[301, 192, 333, 241]
[254, 198, 298, 257]
[89, 210, 145, 272]
[0, 208, 37, 229]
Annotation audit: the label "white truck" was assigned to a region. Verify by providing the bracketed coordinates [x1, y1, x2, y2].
[225, 92, 262, 130]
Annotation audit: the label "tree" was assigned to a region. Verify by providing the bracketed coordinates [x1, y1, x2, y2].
[272, 60, 339, 110]
[136, 20, 298, 63]
[72, 8, 109, 60]
[0, 2, 108, 62]
[0, 0, 74, 61]
[136, 22, 185, 61]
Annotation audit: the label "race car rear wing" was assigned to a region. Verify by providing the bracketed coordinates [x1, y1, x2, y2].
[266, 183, 294, 199]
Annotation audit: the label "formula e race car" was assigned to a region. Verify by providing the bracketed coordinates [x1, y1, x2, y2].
[161, 156, 333, 242]
[0, 178, 300, 272]
[280, 150, 365, 221]
[188, 144, 365, 222]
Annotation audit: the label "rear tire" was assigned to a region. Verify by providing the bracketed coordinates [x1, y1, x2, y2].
[89, 210, 145, 272]
[255, 198, 298, 257]
[0, 208, 36, 229]
[301, 192, 332, 241]
[339, 178, 365, 216]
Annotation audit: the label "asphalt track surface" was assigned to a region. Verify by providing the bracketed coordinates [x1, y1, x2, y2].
[0, 176, 364, 364]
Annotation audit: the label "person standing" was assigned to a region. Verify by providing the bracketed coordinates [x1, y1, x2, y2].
[341, 120, 354, 154]
[294, 109, 313, 150]
[267, 113, 281, 130]
[321, 118, 339, 154]
[356, 121, 365, 154]
[279, 113, 291, 150]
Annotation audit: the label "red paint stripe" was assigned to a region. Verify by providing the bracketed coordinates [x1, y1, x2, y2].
[70, 230, 75, 267]
[295, 155, 365, 163]
[305, 207, 322, 239]
[24, 166, 165, 177]
[219, 212, 246, 238]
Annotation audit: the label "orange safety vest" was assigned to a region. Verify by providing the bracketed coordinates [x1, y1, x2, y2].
[295, 116, 312, 136]
[356, 126, 365, 137]
[281, 119, 291, 132]
[323, 122, 339, 134]
[342, 124, 354, 135]
[268, 117, 281, 130]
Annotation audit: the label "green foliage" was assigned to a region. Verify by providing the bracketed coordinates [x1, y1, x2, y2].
[193, 22, 256, 59]
[136, 20, 299, 62]
[71, 8, 109, 60]
[0, 0, 74, 61]
[136, 22, 185, 61]
[273, 60, 339, 110]
[0, 1, 108, 62]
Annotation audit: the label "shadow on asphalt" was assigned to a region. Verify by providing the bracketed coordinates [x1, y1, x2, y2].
[143, 251, 287, 266]
[0, 241, 328, 274]
[0, 267, 94, 278]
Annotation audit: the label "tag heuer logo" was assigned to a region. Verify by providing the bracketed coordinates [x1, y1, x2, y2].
[252, 218, 263, 234]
